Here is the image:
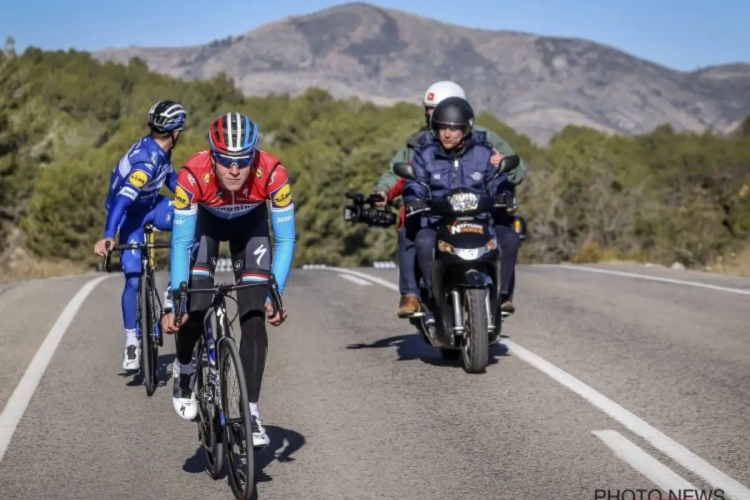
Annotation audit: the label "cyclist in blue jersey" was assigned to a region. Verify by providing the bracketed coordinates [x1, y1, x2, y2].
[94, 100, 187, 371]
[160, 112, 296, 448]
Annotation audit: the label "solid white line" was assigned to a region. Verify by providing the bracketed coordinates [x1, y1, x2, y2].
[0, 274, 111, 462]
[550, 264, 750, 296]
[338, 274, 371, 286]
[317, 267, 750, 500]
[593, 430, 696, 491]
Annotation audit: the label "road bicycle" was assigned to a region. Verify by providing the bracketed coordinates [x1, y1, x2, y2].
[172, 272, 283, 500]
[102, 224, 171, 396]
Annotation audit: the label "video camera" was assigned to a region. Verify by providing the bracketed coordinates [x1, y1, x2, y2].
[343, 191, 398, 228]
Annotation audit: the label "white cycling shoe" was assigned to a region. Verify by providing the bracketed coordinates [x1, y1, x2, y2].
[122, 345, 141, 371]
[251, 414, 270, 448]
[172, 360, 198, 421]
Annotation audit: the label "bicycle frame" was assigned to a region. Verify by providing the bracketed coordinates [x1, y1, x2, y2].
[175, 276, 282, 411]
[103, 225, 172, 340]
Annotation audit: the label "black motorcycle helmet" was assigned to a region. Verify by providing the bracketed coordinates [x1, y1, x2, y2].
[429, 96, 475, 140]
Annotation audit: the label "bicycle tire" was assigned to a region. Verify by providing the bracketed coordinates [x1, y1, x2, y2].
[218, 337, 255, 500]
[138, 274, 156, 396]
[146, 273, 160, 389]
[195, 334, 225, 479]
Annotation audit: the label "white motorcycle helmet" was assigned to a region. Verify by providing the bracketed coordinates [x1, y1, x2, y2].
[422, 81, 466, 125]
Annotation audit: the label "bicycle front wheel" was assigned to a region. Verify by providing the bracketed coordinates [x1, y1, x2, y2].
[195, 334, 225, 479]
[218, 338, 255, 500]
[138, 274, 157, 396]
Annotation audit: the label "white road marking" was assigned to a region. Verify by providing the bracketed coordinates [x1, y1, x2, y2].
[548, 264, 750, 296]
[338, 274, 371, 286]
[0, 275, 111, 462]
[593, 430, 696, 491]
[317, 266, 750, 500]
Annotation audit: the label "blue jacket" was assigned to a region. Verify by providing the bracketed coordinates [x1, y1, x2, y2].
[403, 131, 511, 214]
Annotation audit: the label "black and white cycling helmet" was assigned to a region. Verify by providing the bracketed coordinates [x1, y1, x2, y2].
[147, 100, 187, 134]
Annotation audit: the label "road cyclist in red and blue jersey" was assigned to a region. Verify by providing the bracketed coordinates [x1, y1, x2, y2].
[160, 112, 296, 448]
[94, 100, 187, 372]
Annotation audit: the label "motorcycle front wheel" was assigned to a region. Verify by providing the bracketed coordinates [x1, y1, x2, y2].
[461, 287, 489, 374]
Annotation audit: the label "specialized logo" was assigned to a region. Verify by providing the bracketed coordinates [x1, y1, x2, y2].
[272, 183, 292, 208]
[174, 185, 192, 209]
[234, 259, 243, 271]
[253, 243, 267, 266]
[129, 170, 148, 188]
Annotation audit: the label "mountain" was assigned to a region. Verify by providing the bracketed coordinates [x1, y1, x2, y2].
[92, 2, 750, 144]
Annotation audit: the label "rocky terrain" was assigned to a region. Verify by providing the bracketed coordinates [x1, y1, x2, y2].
[93, 2, 750, 144]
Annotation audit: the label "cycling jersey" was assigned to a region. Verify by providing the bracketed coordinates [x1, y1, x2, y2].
[104, 135, 178, 238]
[169, 149, 296, 298]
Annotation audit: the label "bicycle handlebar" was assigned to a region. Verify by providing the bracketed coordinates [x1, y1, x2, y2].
[101, 240, 172, 273]
[172, 275, 283, 328]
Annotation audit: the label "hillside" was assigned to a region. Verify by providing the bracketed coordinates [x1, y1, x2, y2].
[2, 42, 750, 283]
[92, 2, 750, 144]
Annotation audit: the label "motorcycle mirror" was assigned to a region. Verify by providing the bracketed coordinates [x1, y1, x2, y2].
[498, 154, 520, 174]
[393, 162, 417, 181]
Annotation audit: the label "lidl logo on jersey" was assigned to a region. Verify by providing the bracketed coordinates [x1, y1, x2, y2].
[174, 185, 192, 209]
[272, 183, 291, 208]
[129, 170, 149, 188]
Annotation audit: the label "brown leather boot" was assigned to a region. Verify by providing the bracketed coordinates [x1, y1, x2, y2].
[500, 295, 516, 314]
[397, 294, 420, 317]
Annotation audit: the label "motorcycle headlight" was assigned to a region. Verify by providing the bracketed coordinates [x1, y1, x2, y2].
[437, 238, 497, 260]
[446, 192, 479, 212]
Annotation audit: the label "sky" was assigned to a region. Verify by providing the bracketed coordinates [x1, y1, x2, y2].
[1, 0, 748, 72]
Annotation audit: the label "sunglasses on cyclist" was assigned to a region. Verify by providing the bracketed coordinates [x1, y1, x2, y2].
[212, 151, 255, 169]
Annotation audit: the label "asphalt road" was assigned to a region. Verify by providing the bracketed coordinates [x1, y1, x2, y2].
[0, 263, 749, 500]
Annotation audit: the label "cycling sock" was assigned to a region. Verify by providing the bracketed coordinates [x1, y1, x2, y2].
[249, 402, 259, 417]
[125, 328, 137, 347]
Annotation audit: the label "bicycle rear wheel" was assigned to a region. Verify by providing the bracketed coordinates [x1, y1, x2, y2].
[219, 337, 255, 500]
[195, 334, 225, 479]
[138, 274, 157, 396]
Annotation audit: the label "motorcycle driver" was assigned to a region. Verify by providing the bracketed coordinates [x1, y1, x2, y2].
[374, 81, 526, 318]
[402, 96, 520, 322]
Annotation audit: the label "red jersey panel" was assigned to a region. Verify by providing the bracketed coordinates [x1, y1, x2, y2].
[172, 149, 293, 219]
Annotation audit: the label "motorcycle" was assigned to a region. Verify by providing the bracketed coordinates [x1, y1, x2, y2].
[391, 155, 520, 374]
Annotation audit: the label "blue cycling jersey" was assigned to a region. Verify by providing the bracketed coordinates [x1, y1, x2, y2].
[104, 135, 178, 238]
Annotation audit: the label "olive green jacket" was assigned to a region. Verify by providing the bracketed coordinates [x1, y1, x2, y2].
[374, 125, 527, 192]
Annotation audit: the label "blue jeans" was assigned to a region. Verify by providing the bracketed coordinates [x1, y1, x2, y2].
[410, 218, 519, 298]
[116, 195, 174, 333]
[397, 225, 419, 296]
